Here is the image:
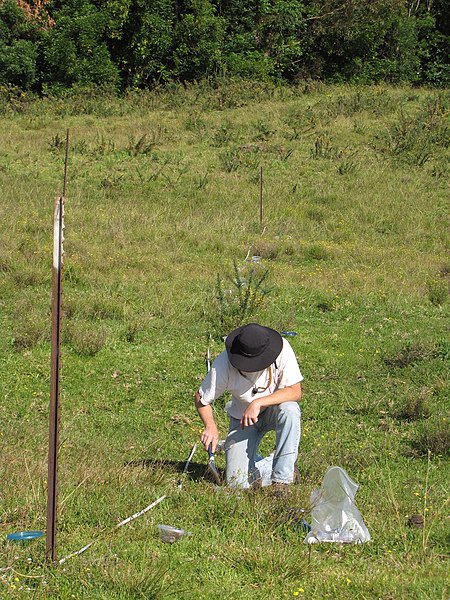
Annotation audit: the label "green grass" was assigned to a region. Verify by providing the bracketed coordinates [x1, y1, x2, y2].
[0, 82, 449, 599]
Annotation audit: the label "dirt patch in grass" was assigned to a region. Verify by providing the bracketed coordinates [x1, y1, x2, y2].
[384, 342, 435, 368]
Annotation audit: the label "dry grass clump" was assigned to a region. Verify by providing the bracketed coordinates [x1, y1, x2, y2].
[0, 249, 12, 273]
[252, 240, 281, 260]
[121, 314, 154, 343]
[427, 266, 450, 306]
[384, 342, 435, 369]
[62, 291, 124, 322]
[10, 295, 49, 351]
[12, 319, 47, 351]
[65, 320, 108, 356]
[303, 242, 333, 262]
[410, 418, 450, 456]
[12, 263, 47, 288]
[395, 388, 432, 422]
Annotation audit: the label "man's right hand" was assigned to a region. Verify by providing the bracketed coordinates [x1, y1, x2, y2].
[200, 426, 219, 453]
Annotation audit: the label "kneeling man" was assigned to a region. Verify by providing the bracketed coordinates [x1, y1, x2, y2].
[195, 323, 303, 489]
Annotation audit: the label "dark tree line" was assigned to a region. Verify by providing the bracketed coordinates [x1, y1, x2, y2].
[0, 0, 448, 93]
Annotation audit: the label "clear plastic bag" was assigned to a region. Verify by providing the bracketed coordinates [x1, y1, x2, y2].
[304, 466, 371, 544]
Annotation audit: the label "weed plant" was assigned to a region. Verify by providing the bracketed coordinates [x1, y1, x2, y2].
[0, 82, 448, 599]
[214, 259, 272, 337]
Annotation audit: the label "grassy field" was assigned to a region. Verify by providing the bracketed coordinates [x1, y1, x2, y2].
[0, 81, 449, 599]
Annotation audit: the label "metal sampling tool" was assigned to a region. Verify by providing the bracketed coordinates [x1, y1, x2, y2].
[207, 443, 221, 485]
[178, 443, 197, 490]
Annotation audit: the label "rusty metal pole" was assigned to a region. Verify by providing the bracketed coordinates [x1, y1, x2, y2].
[46, 130, 68, 563]
[259, 166, 263, 230]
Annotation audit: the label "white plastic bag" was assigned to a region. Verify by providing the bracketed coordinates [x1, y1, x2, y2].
[304, 466, 371, 544]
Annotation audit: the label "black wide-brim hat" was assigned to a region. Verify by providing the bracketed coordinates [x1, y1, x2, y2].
[225, 323, 283, 372]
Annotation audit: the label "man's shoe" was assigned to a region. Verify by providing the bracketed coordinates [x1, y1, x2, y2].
[270, 467, 300, 498]
[270, 482, 291, 499]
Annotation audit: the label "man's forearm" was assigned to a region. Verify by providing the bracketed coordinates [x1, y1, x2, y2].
[257, 383, 302, 409]
[195, 393, 216, 427]
[195, 397, 216, 428]
[240, 383, 302, 429]
[195, 392, 219, 450]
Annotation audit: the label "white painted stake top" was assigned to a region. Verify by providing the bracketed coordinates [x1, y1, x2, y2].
[53, 199, 64, 269]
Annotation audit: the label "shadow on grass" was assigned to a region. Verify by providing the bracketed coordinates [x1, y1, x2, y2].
[124, 458, 224, 483]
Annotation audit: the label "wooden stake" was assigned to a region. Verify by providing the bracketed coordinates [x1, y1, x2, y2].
[259, 166, 263, 229]
[46, 130, 69, 563]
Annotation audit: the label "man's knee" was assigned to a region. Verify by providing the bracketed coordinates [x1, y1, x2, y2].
[277, 401, 301, 422]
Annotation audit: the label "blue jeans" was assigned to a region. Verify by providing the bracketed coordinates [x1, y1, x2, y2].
[224, 402, 301, 489]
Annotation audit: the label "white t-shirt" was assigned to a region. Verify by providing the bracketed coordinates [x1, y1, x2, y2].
[198, 338, 303, 420]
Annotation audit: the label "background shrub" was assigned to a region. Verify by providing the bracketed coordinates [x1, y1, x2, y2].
[39, 0, 119, 91]
[0, 0, 448, 90]
[0, 0, 41, 89]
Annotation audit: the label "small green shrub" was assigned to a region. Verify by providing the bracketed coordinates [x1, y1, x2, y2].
[0, 83, 35, 114]
[127, 133, 158, 156]
[310, 135, 345, 160]
[48, 132, 66, 153]
[184, 111, 206, 133]
[220, 144, 262, 172]
[10, 294, 48, 351]
[211, 119, 235, 147]
[214, 260, 272, 336]
[100, 173, 124, 194]
[283, 105, 317, 136]
[326, 88, 398, 118]
[435, 340, 450, 361]
[387, 113, 433, 166]
[195, 169, 209, 189]
[220, 148, 240, 173]
[380, 96, 449, 167]
[337, 158, 357, 175]
[40, 83, 121, 117]
[252, 120, 275, 142]
[430, 156, 449, 178]
[72, 293, 123, 321]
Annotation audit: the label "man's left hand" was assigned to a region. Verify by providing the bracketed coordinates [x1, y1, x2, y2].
[240, 400, 261, 429]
